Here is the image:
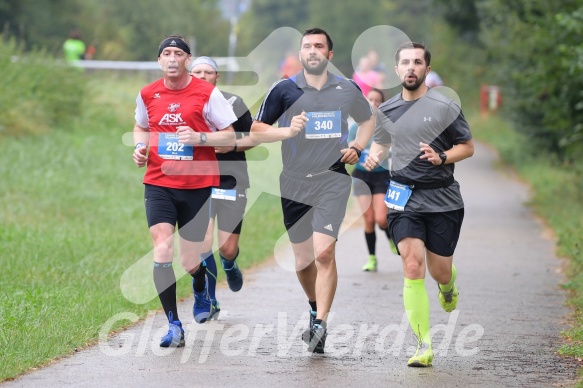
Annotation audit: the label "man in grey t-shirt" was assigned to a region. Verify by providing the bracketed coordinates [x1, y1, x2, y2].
[365, 42, 474, 368]
[252, 28, 375, 354]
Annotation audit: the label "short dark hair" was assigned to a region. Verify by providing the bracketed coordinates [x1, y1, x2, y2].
[368, 88, 386, 102]
[70, 29, 82, 40]
[394, 42, 431, 66]
[301, 27, 333, 51]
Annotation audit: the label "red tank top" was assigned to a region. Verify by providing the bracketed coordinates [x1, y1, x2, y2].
[140, 78, 219, 189]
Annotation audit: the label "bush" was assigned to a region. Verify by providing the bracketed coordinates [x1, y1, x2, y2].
[479, 1, 583, 162]
[0, 37, 86, 137]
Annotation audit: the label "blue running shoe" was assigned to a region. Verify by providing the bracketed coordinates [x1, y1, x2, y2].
[160, 312, 185, 348]
[303, 322, 327, 354]
[221, 258, 243, 292]
[192, 278, 212, 324]
[301, 309, 317, 343]
[208, 299, 221, 321]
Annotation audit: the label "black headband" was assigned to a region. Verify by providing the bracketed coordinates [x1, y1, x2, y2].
[158, 38, 191, 56]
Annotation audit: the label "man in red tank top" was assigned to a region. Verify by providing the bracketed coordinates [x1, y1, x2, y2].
[132, 35, 236, 348]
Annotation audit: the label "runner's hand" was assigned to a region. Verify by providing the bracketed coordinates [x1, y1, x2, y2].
[287, 112, 308, 138]
[340, 147, 360, 164]
[419, 142, 440, 165]
[364, 150, 382, 171]
[176, 126, 198, 144]
[133, 145, 147, 168]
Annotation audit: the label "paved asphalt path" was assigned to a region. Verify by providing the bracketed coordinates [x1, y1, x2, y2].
[4, 142, 580, 387]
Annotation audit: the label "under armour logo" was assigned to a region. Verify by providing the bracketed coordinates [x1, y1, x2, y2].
[424, 117, 432, 122]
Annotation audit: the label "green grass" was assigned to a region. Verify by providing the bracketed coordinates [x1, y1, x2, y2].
[0, 40, 86, 137]
[0, 73, 285, 381]
[471, 113, 583, 374]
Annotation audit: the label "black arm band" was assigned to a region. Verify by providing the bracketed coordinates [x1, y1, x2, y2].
[350, 146, 362, 158]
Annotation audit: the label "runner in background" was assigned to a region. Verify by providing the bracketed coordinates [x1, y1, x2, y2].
[348, 87, 397, 273]
[189, 56, 255, 320]
[63, 29, 87, 62]
[425, 71, 444, 87]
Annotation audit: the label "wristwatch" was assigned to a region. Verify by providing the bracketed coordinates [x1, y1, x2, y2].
[439, 152, 447, 165]
[199, 133, 207, 145]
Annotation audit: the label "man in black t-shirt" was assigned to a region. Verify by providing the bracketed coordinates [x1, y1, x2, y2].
[190, 56, 256, 320]
[251, 28, 375, 353]
[366, 42, 474, 367]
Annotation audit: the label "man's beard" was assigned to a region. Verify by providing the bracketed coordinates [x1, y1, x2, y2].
[402, 74, 425, 91]
[301, 56, 328, 75]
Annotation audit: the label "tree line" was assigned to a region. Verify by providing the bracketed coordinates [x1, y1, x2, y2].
[438, 0, 582, 161]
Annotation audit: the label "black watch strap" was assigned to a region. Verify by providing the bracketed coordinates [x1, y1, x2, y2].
[439, 152, 447, 165]
[350, 146, 362, 158]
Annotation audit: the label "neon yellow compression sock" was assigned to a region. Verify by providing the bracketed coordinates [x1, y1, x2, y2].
[403, 278, 431, 345]
[439, 264, 457, 294]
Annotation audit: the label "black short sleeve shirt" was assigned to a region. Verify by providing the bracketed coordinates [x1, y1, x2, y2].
[217, 91, 252, 189]
[255, 71, 373, 174]
[374, 88, 473, 212]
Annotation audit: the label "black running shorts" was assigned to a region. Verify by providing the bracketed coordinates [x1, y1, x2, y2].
[388, 209, 465, 257]
[352, 169, 391, 196]
[144, 184, 211, 242]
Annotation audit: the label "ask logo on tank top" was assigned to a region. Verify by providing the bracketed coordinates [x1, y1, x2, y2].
[140, 78, 219, 190]
[159, 102, 186, 125]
